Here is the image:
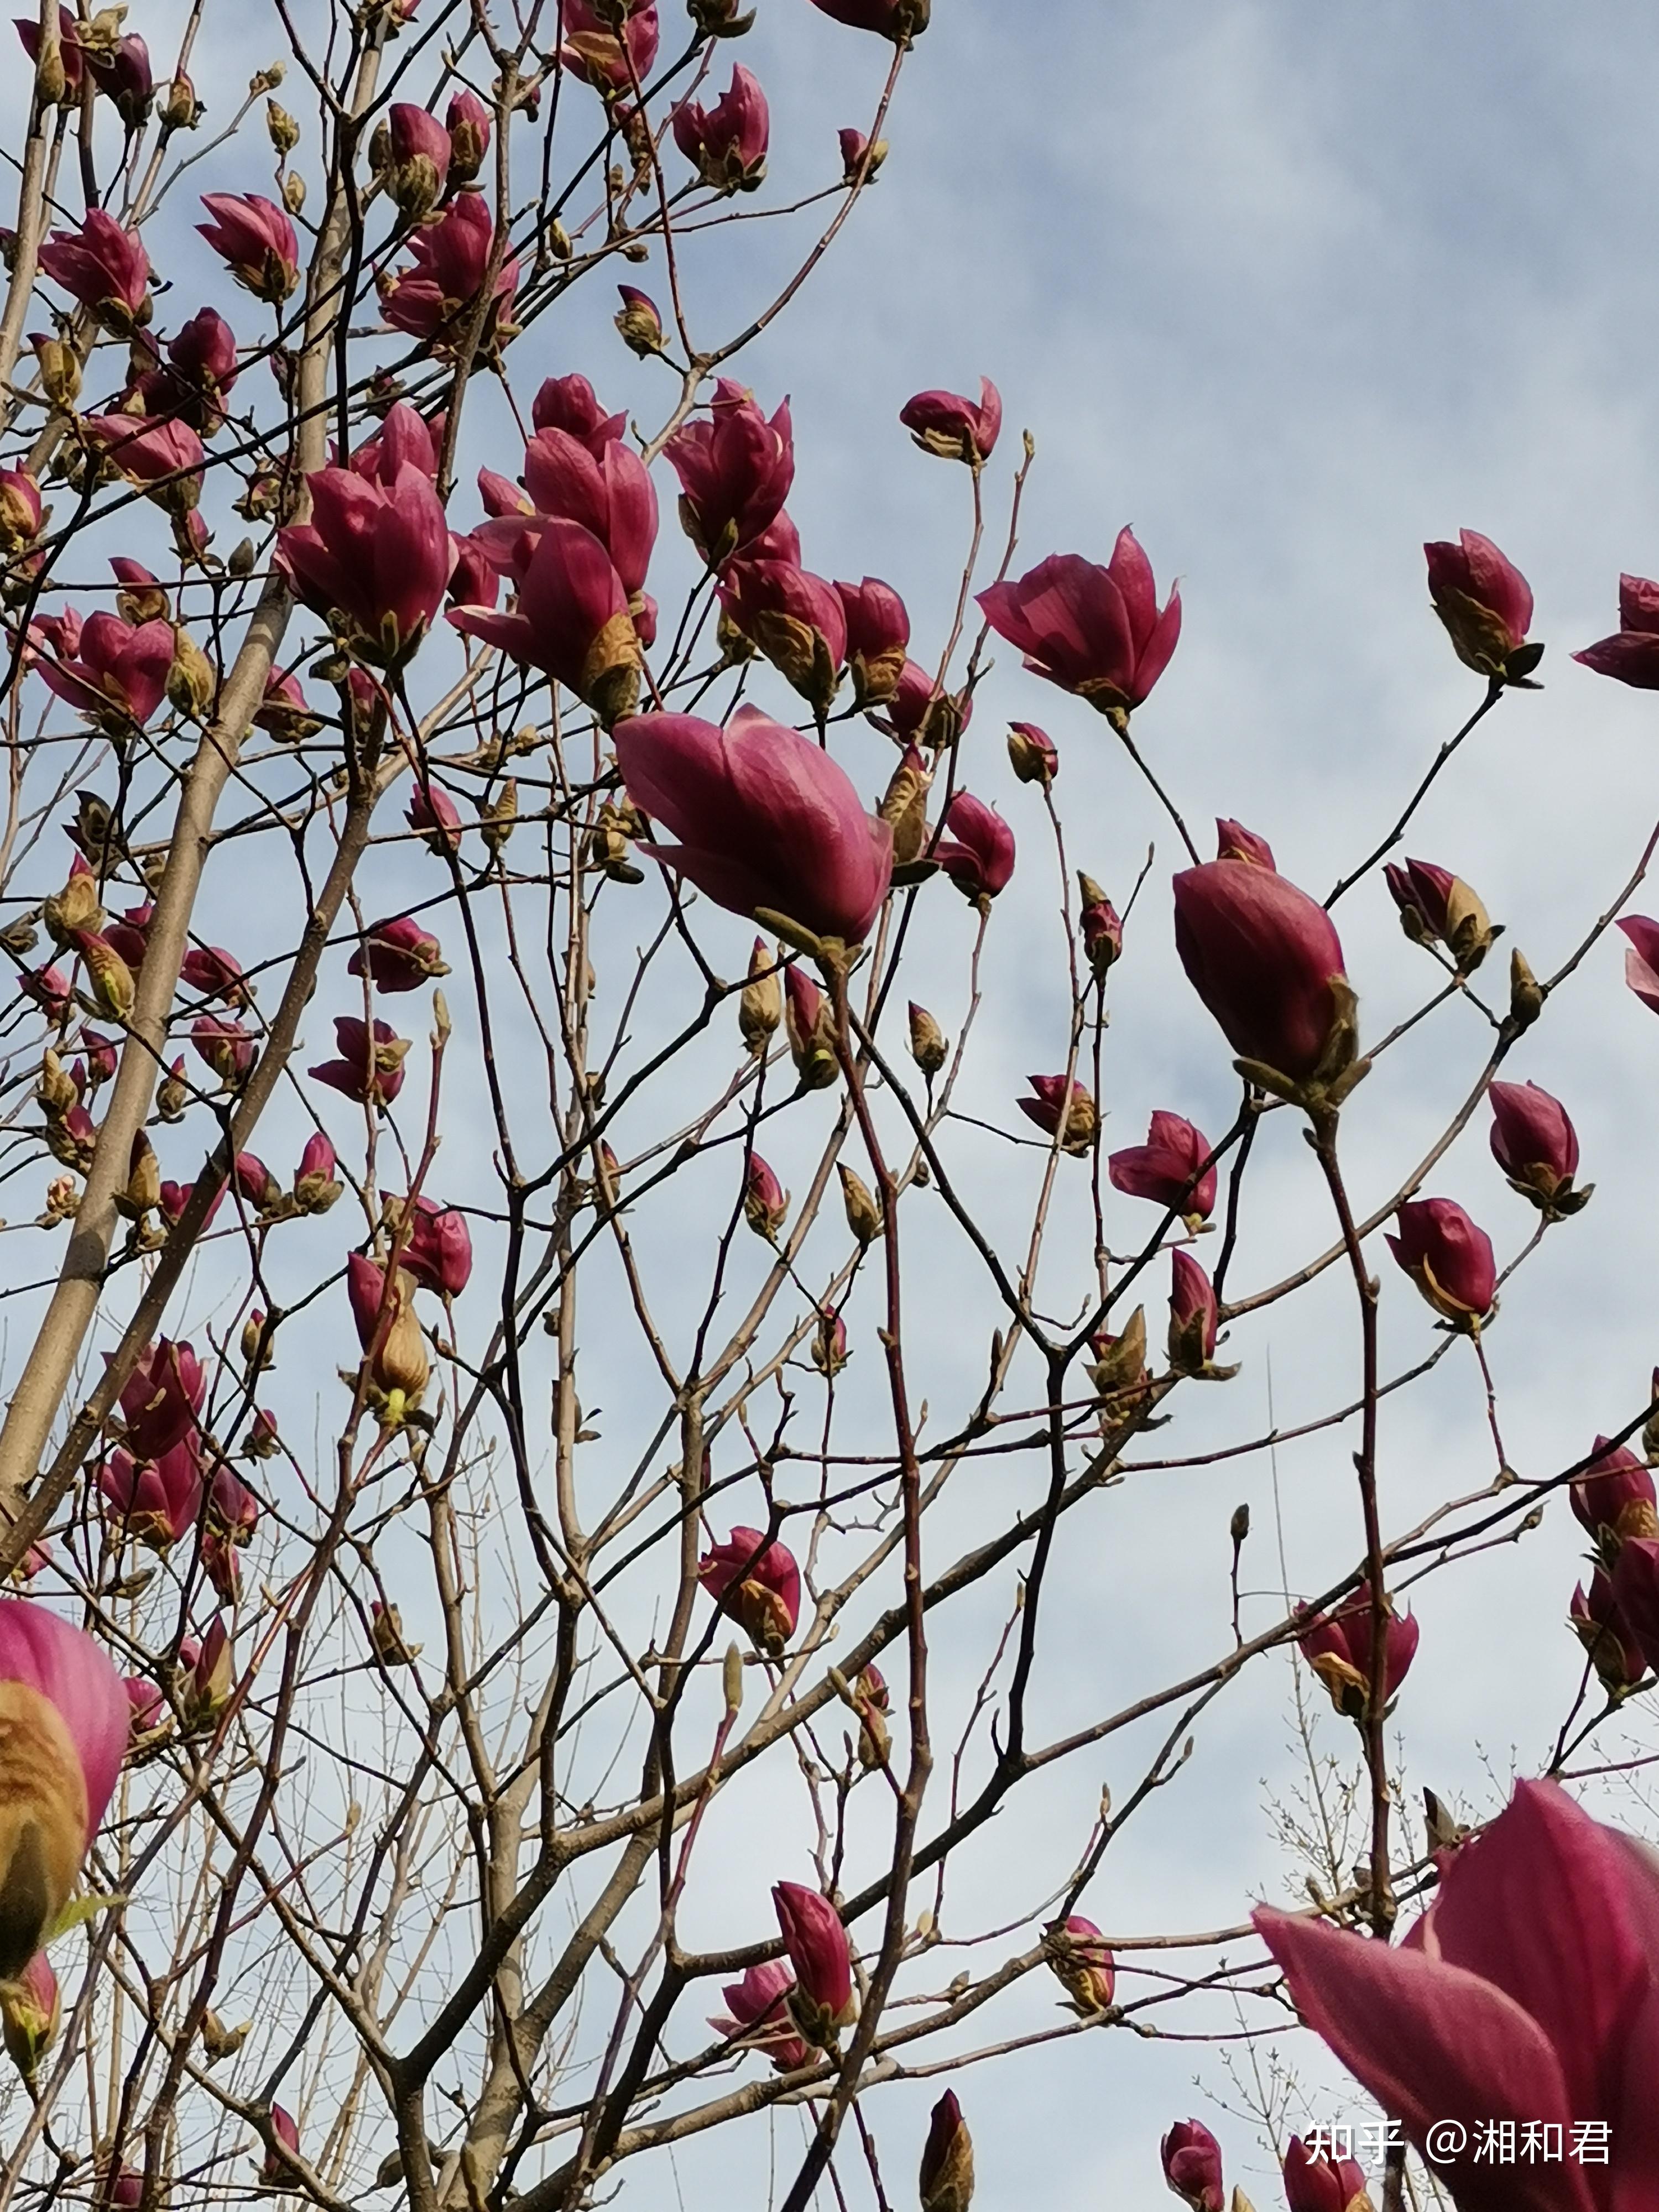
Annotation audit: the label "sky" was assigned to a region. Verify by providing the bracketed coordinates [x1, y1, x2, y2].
[10, 2, 1659, 2206]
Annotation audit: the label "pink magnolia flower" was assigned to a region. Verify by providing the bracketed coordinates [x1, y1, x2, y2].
[294, 1132, 342, 1214]
[1167, 1248, 1219, 1370]
[208, 1464, 259, 1545]
[261, 2105, 300, 2186]
[1282, 2136, 1371, 2212]
[408, 779, 463, 853]
[614, 705, 893, 945]
[1297, 1581, 1419, 1718]
[1161, 2120, 1224, 2212]
[1612, 1540, 1659, 1680]
[718, 559, 847, 712]
[14, 9, 84, 91]
[349, 401, 442, 484]
[276, 463, 455, 661]
[124, 1674, 163, 1733]
[899, 376, 1001, 464]
[348, 915, 449, 994]
[117, 1339, 204, 1460]
[1018, 1074, 1095, 1151]
[932, 790, 1014, 901]
[179, 944, 244, 1000]
[1215, 817, 1274, 868]
[445, 88, 491, 181]
[772, 1881, 854, 2028]
[875, 660, 963, 749]
[309, 1016, 409, 1109]
[512, 424, 659, 593]
[191, 1013, 255, 1086]
[809, 0, 928, 40]
[400, 1194, 473, 1297]
[1387, 1198, 1496, 1328]
[38, 210, 149, 328]
[1255, 1778, 1659, 2212]
[836, 577, 910, 706]
[708, 1959, 810, 2073]
[98, 1441, 203, 1550]
[87, 32, 152, 127]
[1172, 859, 1349, 1086]
[559, 0, 660, 93]
[0, 1946, 58, 2083]
[1007, 720, 1057, 786]
[697, 1527, 801, 1652]
[1489, 1081, 1586, 1215]
[1572, 1569, 1647, 1699]
[197, 192, 299, 303]
[672, 65, 769, 191]
[253, 668, 321, 744]
[83, 414, 205, 514]
[1424, 530, 1540, 686]
[838, 128, 887, 182]
[531, 373, 627, 452]
[1575, 573, 1659, 690]
[665, 381, 794, 566]
[743, 1153, 789, 1238]
[0, 1600, 130, 1973]
[1572, 1437, 1658, 1555]
[231, 1151, 282, 1212]
[1108, 1112, 1217, 1223]
[977, 529, 1181, 724]
[450, 518, 640, 723]
[381, 101, 451, 217]
[128, 307, 239, 431]
[378, 191, 519, 352]
[34, 612, 174, 727]
[1617, 915, 1659, 1014]
[1044, 1914, 1115, 2011]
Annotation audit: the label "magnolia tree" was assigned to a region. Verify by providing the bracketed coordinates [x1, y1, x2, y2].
[0, 3, 1652, 2211]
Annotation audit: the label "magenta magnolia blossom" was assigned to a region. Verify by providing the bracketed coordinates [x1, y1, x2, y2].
[666, 382, 795, 565]
[400, 1196, 473, 1298]
[276, 463, 454, 660]
[449, 517, 640, 722]
[697, 1527, 801, 1651]
[378, 191, 519, 349]
[1256, 1780, 1659, 2212]
[709, 1959, 810, 2073]
[1161, 2120, 1224, 2212]
[808, 0, 928, 40]
[1172, 859, 1349, 1084]
[771, 1881, 854, 2026]
[1574, 573, 1659, 691]
[672, 65, 770, 190]
[899, 375, 1001, 464]
[310, 1017, 409, 1109]
[99, 1441, 203, 1550]
[38, 209, 149, 327]
[932, 791, 1014, 901]
[1215, 817, 1275, 868]
[1573, 1569, 1647, 1698]
[1387, 1198, 1497, 1327]
[1168, 1248, 1219, 1368]
[118, 1338, 204, 1460]
[559, 0, 660, 93]
[34, 612, 174, 726]
[1297, 1580, 1420, 1717]
[1108, 1112, 1217, 1223]
[532, 373, 626, 452]
[1618, 915, 1659, 1015]
[1018, 1074, 1095, 1150]
[1424, 529, 1540, 685]
[1281, 2136, 1371, 2212]
[977, 529, 1181, 722]
[1488, 1080, 1585, 1213]
[84, 414, 205, 509]
[197, 192, 299, 304]
[835, 577, 910, 705]
[348, 916, 448, 994]
[0, 1602, 130, 1975]
[718, 559, 847, 711]
[499, 425, 658, 594]
[614, 705, 893, 945]
[1572, 1437, 1658, 1555]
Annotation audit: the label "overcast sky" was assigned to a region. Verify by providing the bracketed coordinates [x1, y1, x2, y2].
[13, 3, 1659, 2204]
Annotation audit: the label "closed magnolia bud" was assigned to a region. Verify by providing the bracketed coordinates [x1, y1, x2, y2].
[161, 72, 201, 129]
[265, 99, 300, 155]
[908, 1001, 947, 1076]
[116, 1130, 160, 1218]
[1230, 1501, 1250, 1545]
[1078, 873, 1123, 976]
[1, 1951, 58, 2083]
[1089, 1305, 1148, 1401]
[157, 1056, 188, 1119]
[201, 2010, 250, 2064]
[1043, 1914, 1115, 2013]
[371, 1600, 420, 1665]
[42, 865, 102, 945]
[32, 335, 80, 411]
[167, 627, 215, 718]
[739, 938, 782, 1053]
[743, 1154, 789, 1240]
[878, 745, 931, 865]
[240, 1310, 273, 1371]
[811, 1306, 849, 1377]
[838, 1162, 883, 1245]
[919, 2090, 974, 2212]
[481, 779, 518, 855]
[74, 931, 135, 1021]
[1006, 719, 1057, 787]
[281, 171, 306, 215]
[37, 1050, 78, 1120]
[1509, 947, 1543, 1031]
[785, 968, 838, 1091]
[614, 285, 664, 357]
